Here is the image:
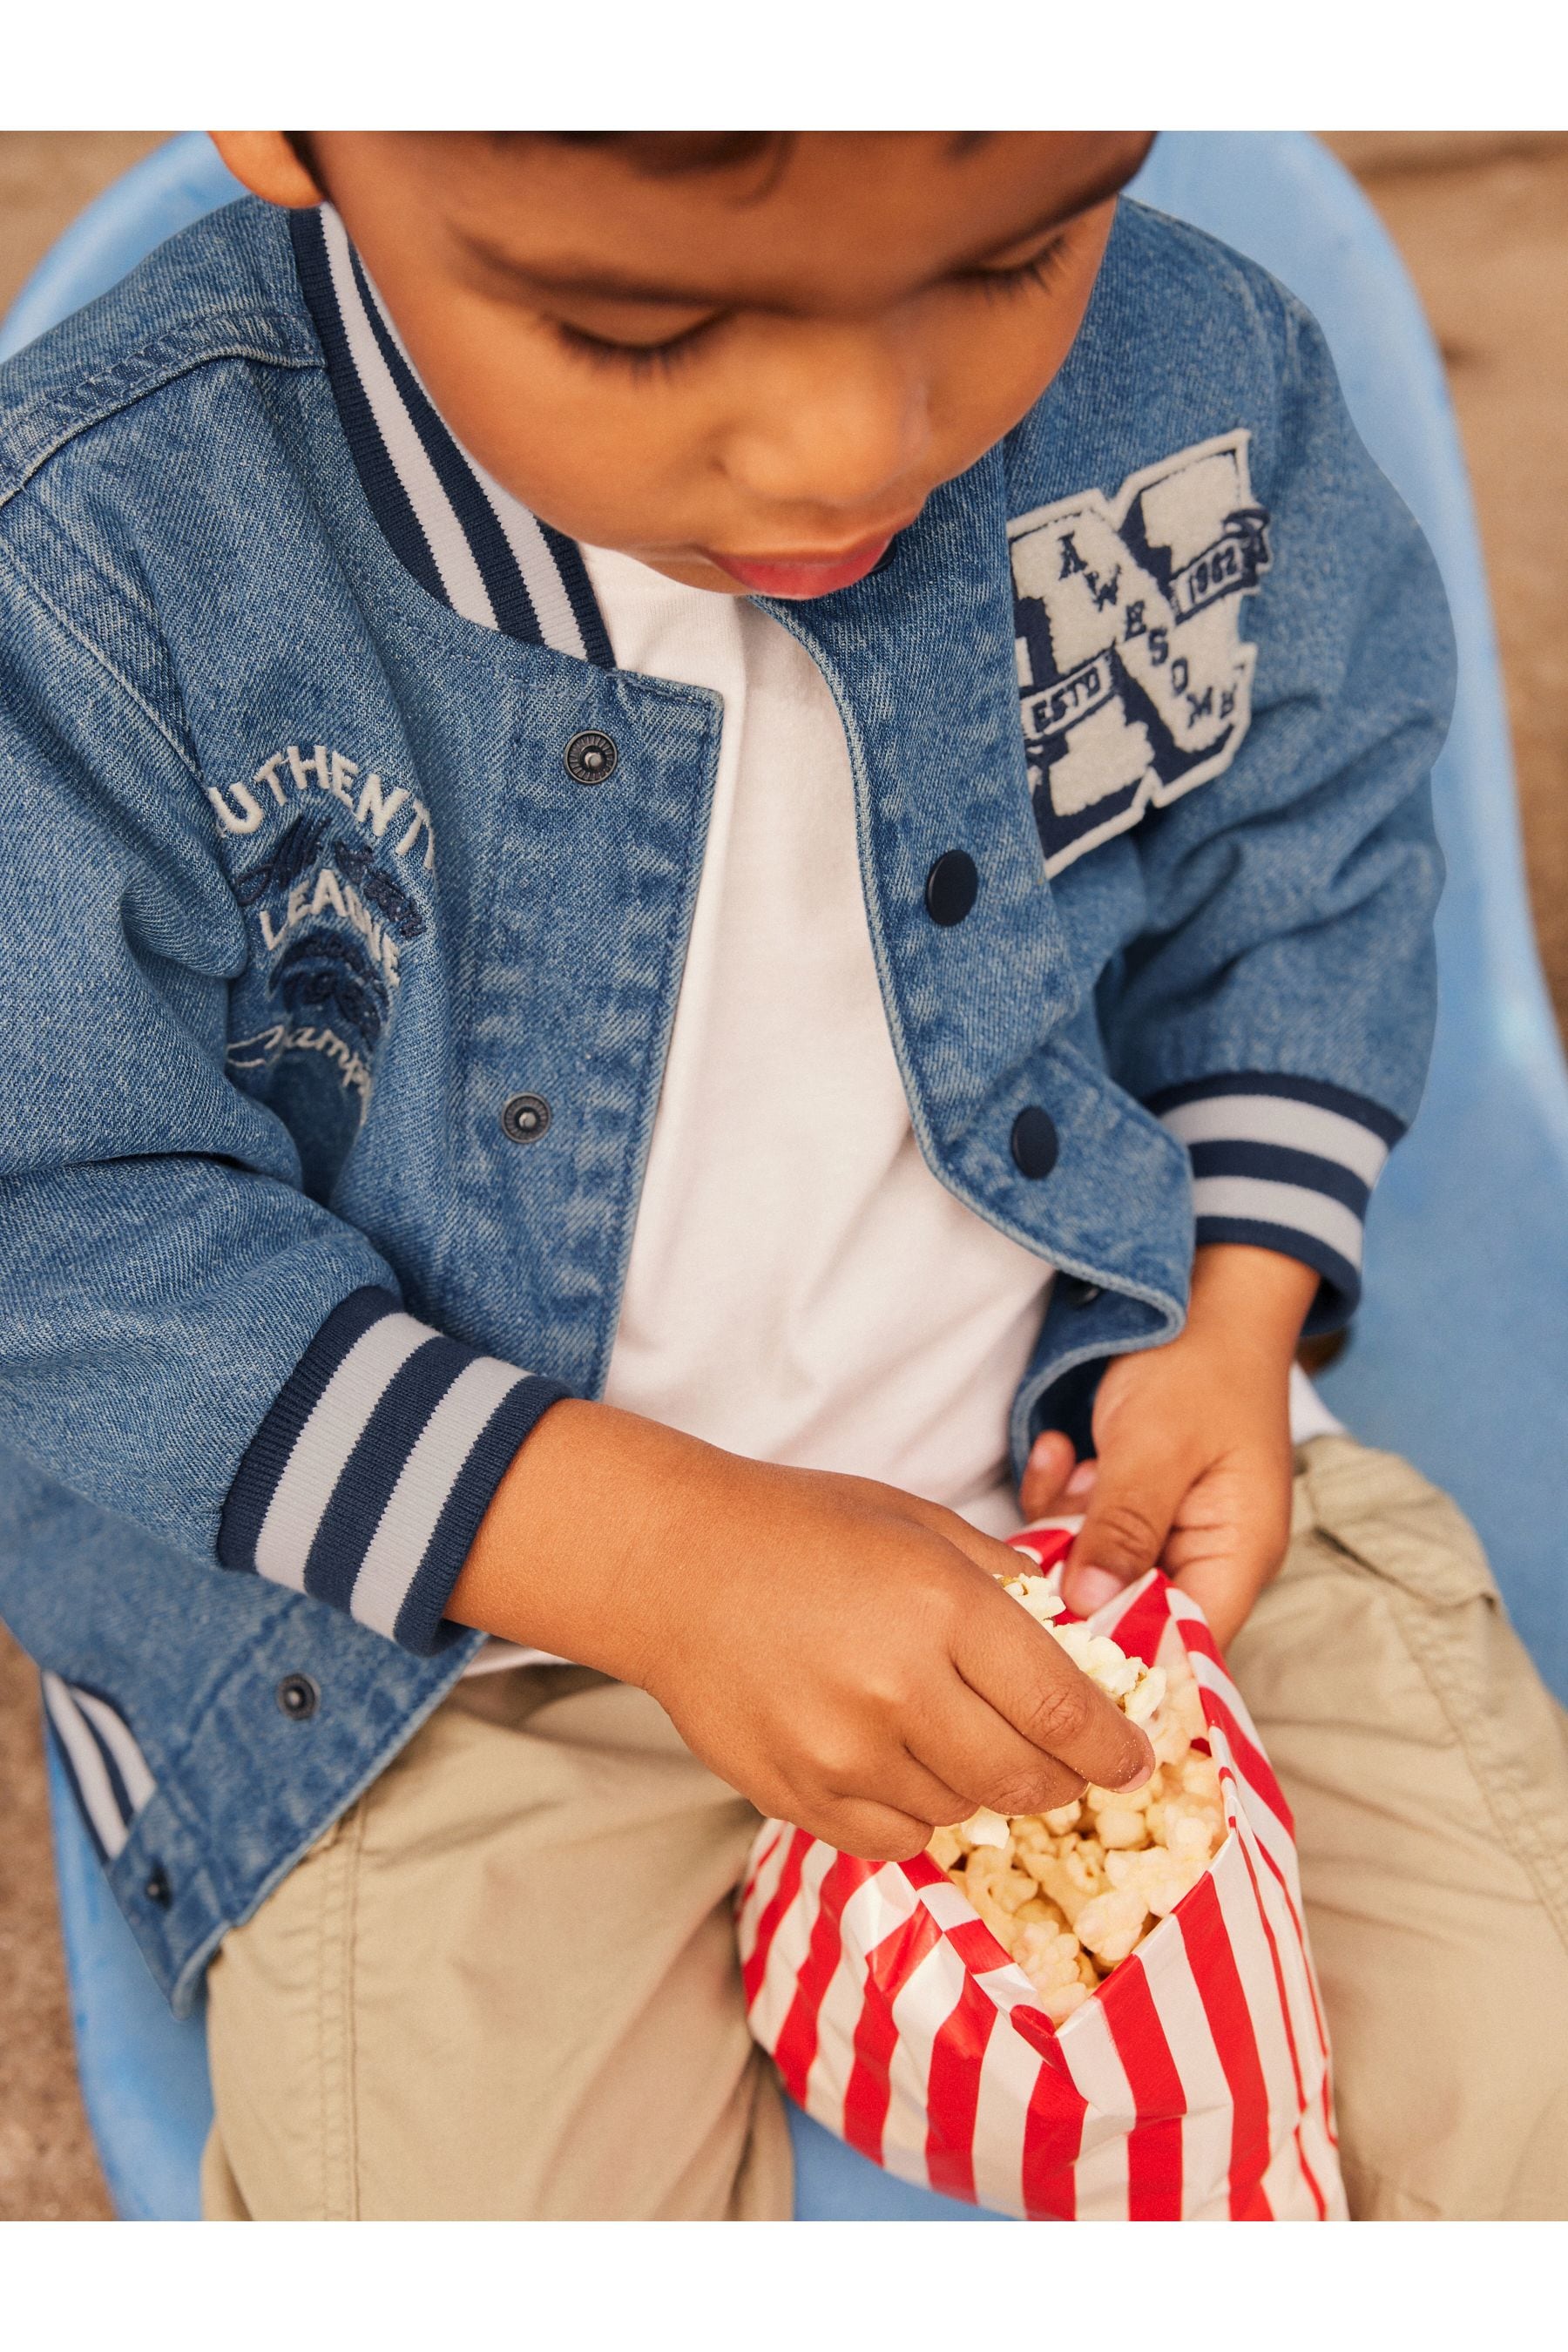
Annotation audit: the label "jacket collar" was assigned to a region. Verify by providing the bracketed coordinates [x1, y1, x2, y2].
[288, 204, 614, 667]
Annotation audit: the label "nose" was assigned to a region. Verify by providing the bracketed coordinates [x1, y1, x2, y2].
[720, 318, 933, 517]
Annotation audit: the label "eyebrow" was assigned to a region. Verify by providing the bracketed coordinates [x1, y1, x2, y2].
[461, 139, 1150, 312]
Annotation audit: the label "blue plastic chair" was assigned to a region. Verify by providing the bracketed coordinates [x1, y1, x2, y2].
[12, 132, 1568, 2224]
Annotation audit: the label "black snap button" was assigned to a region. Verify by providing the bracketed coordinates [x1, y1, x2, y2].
[924, 850, 979, 928]
[144, 1864, 172, 1908]
[276, 1673, 320, 1721]
[564, 729, 617, 786]
[1060, 1275, 1103, 1309]
[501, 1092, 551, 1144]
[1010, 1105, 1059, 1180]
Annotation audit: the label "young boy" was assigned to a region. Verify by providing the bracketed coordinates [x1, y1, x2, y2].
[2, 131, 1565, 2222]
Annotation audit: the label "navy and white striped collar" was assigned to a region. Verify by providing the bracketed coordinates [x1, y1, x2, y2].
[289, 204, 614, 668]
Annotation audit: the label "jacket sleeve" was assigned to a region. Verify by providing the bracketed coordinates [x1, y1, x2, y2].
[1097, 294, 1456, 1330]
[0, 563, 566, 1655]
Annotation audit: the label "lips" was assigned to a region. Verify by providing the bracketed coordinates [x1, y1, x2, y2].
[705, 530, 899, 598]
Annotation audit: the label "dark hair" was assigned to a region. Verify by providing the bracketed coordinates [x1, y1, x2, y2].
[540, 132, 790, 178]
[285, 129, 790, 186]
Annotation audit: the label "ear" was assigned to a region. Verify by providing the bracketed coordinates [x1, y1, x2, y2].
[209, 132, 324, 209]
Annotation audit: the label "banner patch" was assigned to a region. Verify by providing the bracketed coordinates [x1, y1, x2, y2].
[1010, 431, 1270, 876]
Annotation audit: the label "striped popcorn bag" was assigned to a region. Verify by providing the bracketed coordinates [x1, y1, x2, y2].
[738, 1525, 1346, 2221]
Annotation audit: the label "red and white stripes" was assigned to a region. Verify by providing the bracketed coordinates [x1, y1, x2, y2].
[738, 1548, 1346, 2222]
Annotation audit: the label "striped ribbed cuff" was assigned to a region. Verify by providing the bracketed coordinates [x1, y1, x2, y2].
[1148, 1072, 1404, 1324]
[218, 1288, 571, 1654]
[43, 1674, 157, 1862]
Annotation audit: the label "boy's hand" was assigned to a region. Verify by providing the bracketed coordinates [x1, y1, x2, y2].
[450, 1404, 1153, 1862]
[1020, 1246, 1319, 1649]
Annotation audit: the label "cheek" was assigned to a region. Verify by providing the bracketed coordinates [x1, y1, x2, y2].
[412, 326, 711, 539]
[927, 308, 1074, 458]
[931, 249, 1108, 460]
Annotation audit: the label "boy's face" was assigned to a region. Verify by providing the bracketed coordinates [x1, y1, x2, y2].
[215, 131, 1152, 598]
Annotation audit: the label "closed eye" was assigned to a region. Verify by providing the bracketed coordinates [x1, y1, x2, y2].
[553, 311, 727, 375]
[551, 228, 1076, 376]
[958, 232, 1073, 301]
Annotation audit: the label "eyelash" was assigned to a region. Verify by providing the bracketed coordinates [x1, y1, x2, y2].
[554, 316, 716, 378]
[553, 229, 1075, 376]
[963, 233, 1072, 302]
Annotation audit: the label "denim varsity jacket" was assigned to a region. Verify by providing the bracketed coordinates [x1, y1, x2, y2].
[0, 193, 1453, 2008]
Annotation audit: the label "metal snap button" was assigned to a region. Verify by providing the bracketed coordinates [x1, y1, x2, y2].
[564, 729, 618, 786]
[1010, 1105, 1059, 1180]
[276, 1673, 320, 1721]
[501, 1092, 551, 1144]
[1060, 1275, 1103, 1309]
[924, 850, 979, 928]
[144, 1864, 172, 1908]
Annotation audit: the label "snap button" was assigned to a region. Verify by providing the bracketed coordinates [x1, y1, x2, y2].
[276, 1673, 320, 1721]
[564, 729, 618, 786]
[144, 1864, 172, 1908]
[1010, 1105, 1058, 1180]
[501, 1092, 551, 1144]
[924, 850, 978, 928]
[1060, 1275, 1102, 1309]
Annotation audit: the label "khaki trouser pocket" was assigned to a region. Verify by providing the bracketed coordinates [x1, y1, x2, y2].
[201, 1669, 792, 2220]
[1294, 1439, 1497, 1607]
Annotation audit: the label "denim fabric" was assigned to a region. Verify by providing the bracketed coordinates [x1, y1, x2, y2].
[0, 196, 1453, 2004]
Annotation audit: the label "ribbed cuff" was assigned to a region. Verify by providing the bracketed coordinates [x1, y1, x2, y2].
[1147, 1072, 1405, 1328]
[218, 1287, 570, 1654]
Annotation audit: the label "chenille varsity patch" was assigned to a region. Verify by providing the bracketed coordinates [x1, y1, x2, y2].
[1010, 431, 1271, 876]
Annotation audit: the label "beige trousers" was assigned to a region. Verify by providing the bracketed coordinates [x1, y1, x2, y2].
[202, 1436, 1568, 2220]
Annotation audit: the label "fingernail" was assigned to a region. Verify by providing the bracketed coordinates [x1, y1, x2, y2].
[1066, 1565, 1121, 1614]
[1114, 1751, 1154, 1794]
[1065, 1461, 1098, 1496]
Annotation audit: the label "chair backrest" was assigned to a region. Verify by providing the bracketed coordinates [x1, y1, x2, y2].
[0, 132, 243, 362]
[6, 133, 1566, 1696]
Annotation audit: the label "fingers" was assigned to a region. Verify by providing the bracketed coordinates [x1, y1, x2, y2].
[1064, 1458, 1098, 1503]
[1018, 1432, 1103, 1523]
[1163, 1501, 1289, 1649]
[800, 1798, 938, 1863]
[951, 1581, 1153, 1795]
[1018, 1429, 1075, 1521]
[1064, 1429, 1193, 1616]
[908, 1680, 1094, 1821]
[823, 1748, 973, 1833]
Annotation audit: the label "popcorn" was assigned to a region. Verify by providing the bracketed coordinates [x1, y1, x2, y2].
[1104, 1842, 1209, 1918]
[1088, 1804, 1152, 1851]
[1015, 1919, 1093, 2024]
[930, 1572, 1229, 2017]
[963, 1846, 1041, 1944]
[1150, 1672, 1206, 1765]
[998, 1571, 1067, 1627]
[927, 1824, 964, 1871]
[1073, 1883, 1150, 1967]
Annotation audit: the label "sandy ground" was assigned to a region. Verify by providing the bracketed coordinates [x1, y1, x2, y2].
[0, 132, 1565, 2221]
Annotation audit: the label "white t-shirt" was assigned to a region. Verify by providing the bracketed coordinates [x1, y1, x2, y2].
[586, 545, 1057, 1526]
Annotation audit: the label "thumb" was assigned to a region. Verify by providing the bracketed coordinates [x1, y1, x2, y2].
[1064, 1432, 1191, 1617]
